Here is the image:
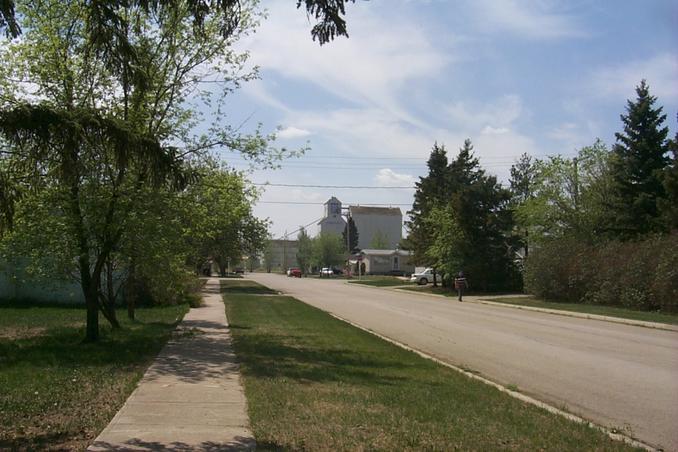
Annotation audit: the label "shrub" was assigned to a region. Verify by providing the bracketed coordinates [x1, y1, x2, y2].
[525, 233, 678, 312]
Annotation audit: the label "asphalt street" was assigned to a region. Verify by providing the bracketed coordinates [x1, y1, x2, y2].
[247, 273, 678, 451]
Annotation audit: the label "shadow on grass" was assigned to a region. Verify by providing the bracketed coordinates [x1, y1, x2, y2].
[0, 315, 182, 370]
[233, 331, 409, 387]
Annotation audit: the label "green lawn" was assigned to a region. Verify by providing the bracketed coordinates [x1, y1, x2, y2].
[347, 276, 412, 287]
[223, 280, 637, 451]
[482, 296, 678, 325]
[0, 301, 188, 450]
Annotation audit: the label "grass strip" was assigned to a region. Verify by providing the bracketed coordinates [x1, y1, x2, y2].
[347, 277, 413, 287]
[0, 302, 188, 450]
[223, 280, 638, 451]
[482, 296, 678, 325]
[400, 287, 678, 326]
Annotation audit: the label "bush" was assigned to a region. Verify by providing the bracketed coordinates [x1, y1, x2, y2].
[524, 234, 678, 313]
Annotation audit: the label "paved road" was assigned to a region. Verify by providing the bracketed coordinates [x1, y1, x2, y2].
[248, 273, 678, 451]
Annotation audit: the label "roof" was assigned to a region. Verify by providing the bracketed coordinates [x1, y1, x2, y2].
[349, 206, 402, 216]
[361, 249, 411, 256]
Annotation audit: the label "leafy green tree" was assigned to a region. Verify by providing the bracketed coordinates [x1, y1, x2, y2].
[296, 227, 313, 274]
[369, 230, 389, 249]
[342, 216, 359, 252]
[312, 233, 344, 273]
[609, 80, 670, 237]
[662, 121, 678, 230]
[424, 204, 465, 281]
[515, 141, 615, 243]
[509, 153, 536, 257]
[0, 0, 271, 341]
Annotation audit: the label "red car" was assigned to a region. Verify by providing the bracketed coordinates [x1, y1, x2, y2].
[287, 267, 302, 278]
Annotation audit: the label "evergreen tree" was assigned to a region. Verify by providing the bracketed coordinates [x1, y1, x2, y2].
[609, 80, 670, 237]
[445, 140, 516, 291]
[342, 216, 359, 252]
[406, 142, 449, 264]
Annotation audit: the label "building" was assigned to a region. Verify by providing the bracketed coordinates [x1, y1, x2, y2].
[358, 249, 414, 275]
[267, 239, 299, 271]
[318, 196, 346, 236]
[348, 205, 402, 250]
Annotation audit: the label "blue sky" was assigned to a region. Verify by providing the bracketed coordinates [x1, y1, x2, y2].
[221, 0, 678, 239]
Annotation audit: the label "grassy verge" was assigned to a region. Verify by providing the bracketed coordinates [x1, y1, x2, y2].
[399, 286, 678, 326]
[0, 301, 188, 450]
[347, 276, 412, 287]
[482, 296, 678, 325]
[223, 280, 637, 451]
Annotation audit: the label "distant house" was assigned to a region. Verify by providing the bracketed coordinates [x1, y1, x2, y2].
[349, 206, 402, 250]
[359, 249, 414, 275]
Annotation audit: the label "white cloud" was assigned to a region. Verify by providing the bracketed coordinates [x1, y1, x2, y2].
[481, 126, 510, 135]
[374, 169, 416, 187]
[240, 2, 452, 128]
[591, 53, 678, 100]
[444, 95, 523, 132]
[277, 126, 311, 139]
[469, 0, 587, 39]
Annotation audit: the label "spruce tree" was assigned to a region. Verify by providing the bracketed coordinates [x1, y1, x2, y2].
[405, 142, 449, 264]
[342, 216, 359, 252]
[610, 80, 669, 237]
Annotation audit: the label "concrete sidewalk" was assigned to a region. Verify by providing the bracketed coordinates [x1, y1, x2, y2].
[89, 278, 254, 451]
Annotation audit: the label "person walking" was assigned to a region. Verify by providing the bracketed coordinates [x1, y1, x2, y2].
[454, 271, 468, 302]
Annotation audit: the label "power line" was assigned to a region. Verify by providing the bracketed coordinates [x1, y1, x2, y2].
[253, 183, 415, 189]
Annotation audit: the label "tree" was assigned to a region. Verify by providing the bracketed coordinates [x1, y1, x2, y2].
[609, 80, 670, 237]
[662, 120, 678, 230]
[0, 0, 270, 341]
[342, 215, 359, 252]
[406, 142, 449, 265]
[424, 204, 465, 283]
[509, 153, 536, 257]
[312, 233, 343, 273]
[369, 230, 389, 249]
[446, 140, 516, 291]
[1, 0, 357, 44]
[296, 227, 313, 274]
[515, 140, 614, 244]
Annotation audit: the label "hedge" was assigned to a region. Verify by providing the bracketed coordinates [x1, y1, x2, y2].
[524, 233, 678, 313]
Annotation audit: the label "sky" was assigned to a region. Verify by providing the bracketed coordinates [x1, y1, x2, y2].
[220, 0, 678, 239]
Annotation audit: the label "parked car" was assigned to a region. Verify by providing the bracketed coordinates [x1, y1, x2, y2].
[233, 267, 245, 274]
[410, 268, 437, 285]
[287, 267, 302, 278]
[320, 267, 333, 277]
[332, 267, 343, 275]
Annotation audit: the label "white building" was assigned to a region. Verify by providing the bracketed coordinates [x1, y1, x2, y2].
[318, 196, 346, 236]
[349, 205, 402, 250]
